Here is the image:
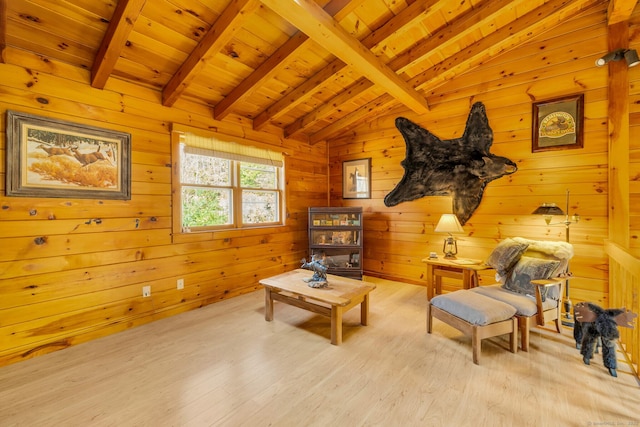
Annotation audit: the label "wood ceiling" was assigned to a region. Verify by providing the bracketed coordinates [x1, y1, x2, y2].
[2, 0, 636, 143]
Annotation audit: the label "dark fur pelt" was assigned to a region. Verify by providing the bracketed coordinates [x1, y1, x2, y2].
[383, 102, 517, 225]
[573, 302, 625, 377]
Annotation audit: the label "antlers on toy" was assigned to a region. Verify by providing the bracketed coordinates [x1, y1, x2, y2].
[574, 302, 637, 328]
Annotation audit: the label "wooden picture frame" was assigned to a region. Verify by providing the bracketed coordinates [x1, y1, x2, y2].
[532, 94, 584, 152]
[342, 158, 371, 199]
[5, 110, 131, 200]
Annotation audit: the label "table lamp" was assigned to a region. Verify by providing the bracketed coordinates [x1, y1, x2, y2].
[434, 214, 464, 259]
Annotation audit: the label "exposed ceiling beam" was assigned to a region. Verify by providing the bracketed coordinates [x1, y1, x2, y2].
[309, 93, 397, 144]
[607, 0, 638, 24]
[213, 0, 357, 121]
[309, 0, 601, 143]
[162, 0, 260, 107]
[214, 31, 308, 121]
[411, 0, 601, 93]
[287, 0, 510, 138]
[256, 0, 439, 132]
[285, 79, 374, 138]
[259, 0, 430, 116]
[252, 57, 347, 130]
[91, 0, 147, 88]
[389, 0, 516, 76]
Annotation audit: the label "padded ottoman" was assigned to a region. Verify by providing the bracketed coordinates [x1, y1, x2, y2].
[427, 290, 518, 364]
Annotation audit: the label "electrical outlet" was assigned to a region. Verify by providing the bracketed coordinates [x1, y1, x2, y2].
[142, 285, 151, 297]
[177, 278, 184, 290]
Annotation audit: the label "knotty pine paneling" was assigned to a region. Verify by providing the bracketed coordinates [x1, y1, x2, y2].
[1, 0, 637, 367]
[0, 50, 327, 366]
[630, 8, 640, 257]
[329, 4, 612, 308]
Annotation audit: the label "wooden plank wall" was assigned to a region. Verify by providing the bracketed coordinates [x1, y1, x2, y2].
[0, 48, 328, 366]
[329, 4, 612, 311]
[2, 1, 640, 368]
[614, 6, 640, 377]
[629, 8, 640, 253]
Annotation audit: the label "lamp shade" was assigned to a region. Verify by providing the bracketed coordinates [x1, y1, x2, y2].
[434, 214, 464, 234]
[625, 49, 640, 67]
[531, 203, 564, 216]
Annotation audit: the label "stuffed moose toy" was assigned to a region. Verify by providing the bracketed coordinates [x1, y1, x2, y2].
[573, 302, 637, 377]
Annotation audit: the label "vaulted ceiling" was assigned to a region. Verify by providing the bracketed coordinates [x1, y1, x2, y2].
[2, 0, 636, 143]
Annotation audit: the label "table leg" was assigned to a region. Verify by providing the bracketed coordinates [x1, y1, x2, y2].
[360, 293, 370, 326]
[427, 264, 434, 300]
[331, 306, 343, 345]
[435, 272, 443, 295]
[471, 270, 483, 288]
[265, 288, 274, 321]
[463, 270, 471, 289]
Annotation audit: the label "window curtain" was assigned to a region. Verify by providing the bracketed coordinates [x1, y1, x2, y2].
[181, 132, 283, 167]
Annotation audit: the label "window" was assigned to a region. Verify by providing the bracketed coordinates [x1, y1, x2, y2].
[174, 130, 284, 232]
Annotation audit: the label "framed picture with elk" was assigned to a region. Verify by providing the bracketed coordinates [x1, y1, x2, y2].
[5, 110, 131, 200]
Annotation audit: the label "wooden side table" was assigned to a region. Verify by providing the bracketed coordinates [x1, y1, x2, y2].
[422, 257, 494, 300]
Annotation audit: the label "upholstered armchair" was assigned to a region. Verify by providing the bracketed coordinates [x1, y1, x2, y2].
[470, 237, 574, 351]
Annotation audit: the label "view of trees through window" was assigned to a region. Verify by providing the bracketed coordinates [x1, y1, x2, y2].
[240, 163, 279, 224]
[180, 146, 281, 229]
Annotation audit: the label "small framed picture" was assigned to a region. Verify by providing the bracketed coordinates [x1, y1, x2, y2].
[532, 94, 584, 152]
[342, 158, 371, 199]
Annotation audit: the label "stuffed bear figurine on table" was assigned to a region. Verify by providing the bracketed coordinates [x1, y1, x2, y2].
[573, 302, 637, 377]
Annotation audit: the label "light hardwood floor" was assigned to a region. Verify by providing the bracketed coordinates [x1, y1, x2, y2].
[1, 276, 639, 426]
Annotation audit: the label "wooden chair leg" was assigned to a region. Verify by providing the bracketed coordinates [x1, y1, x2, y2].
[509, 318, 518, 353]
[426, 302, 433, 333]
[472, 326, 480, 365]
[519, 316, 531, 352]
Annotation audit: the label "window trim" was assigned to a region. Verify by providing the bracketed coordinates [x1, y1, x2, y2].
[235, 162, 283, 227]
[171, 125, 285, 240]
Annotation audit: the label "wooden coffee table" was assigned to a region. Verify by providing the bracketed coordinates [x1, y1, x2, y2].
[259, 269, 376, 345]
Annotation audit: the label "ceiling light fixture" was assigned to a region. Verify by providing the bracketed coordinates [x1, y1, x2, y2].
[595, 48, 640, 67]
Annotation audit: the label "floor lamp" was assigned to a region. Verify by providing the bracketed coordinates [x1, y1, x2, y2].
[532, 189, 579, 327]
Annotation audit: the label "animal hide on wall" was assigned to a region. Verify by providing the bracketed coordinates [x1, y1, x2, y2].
[384, 102, 517, 225]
